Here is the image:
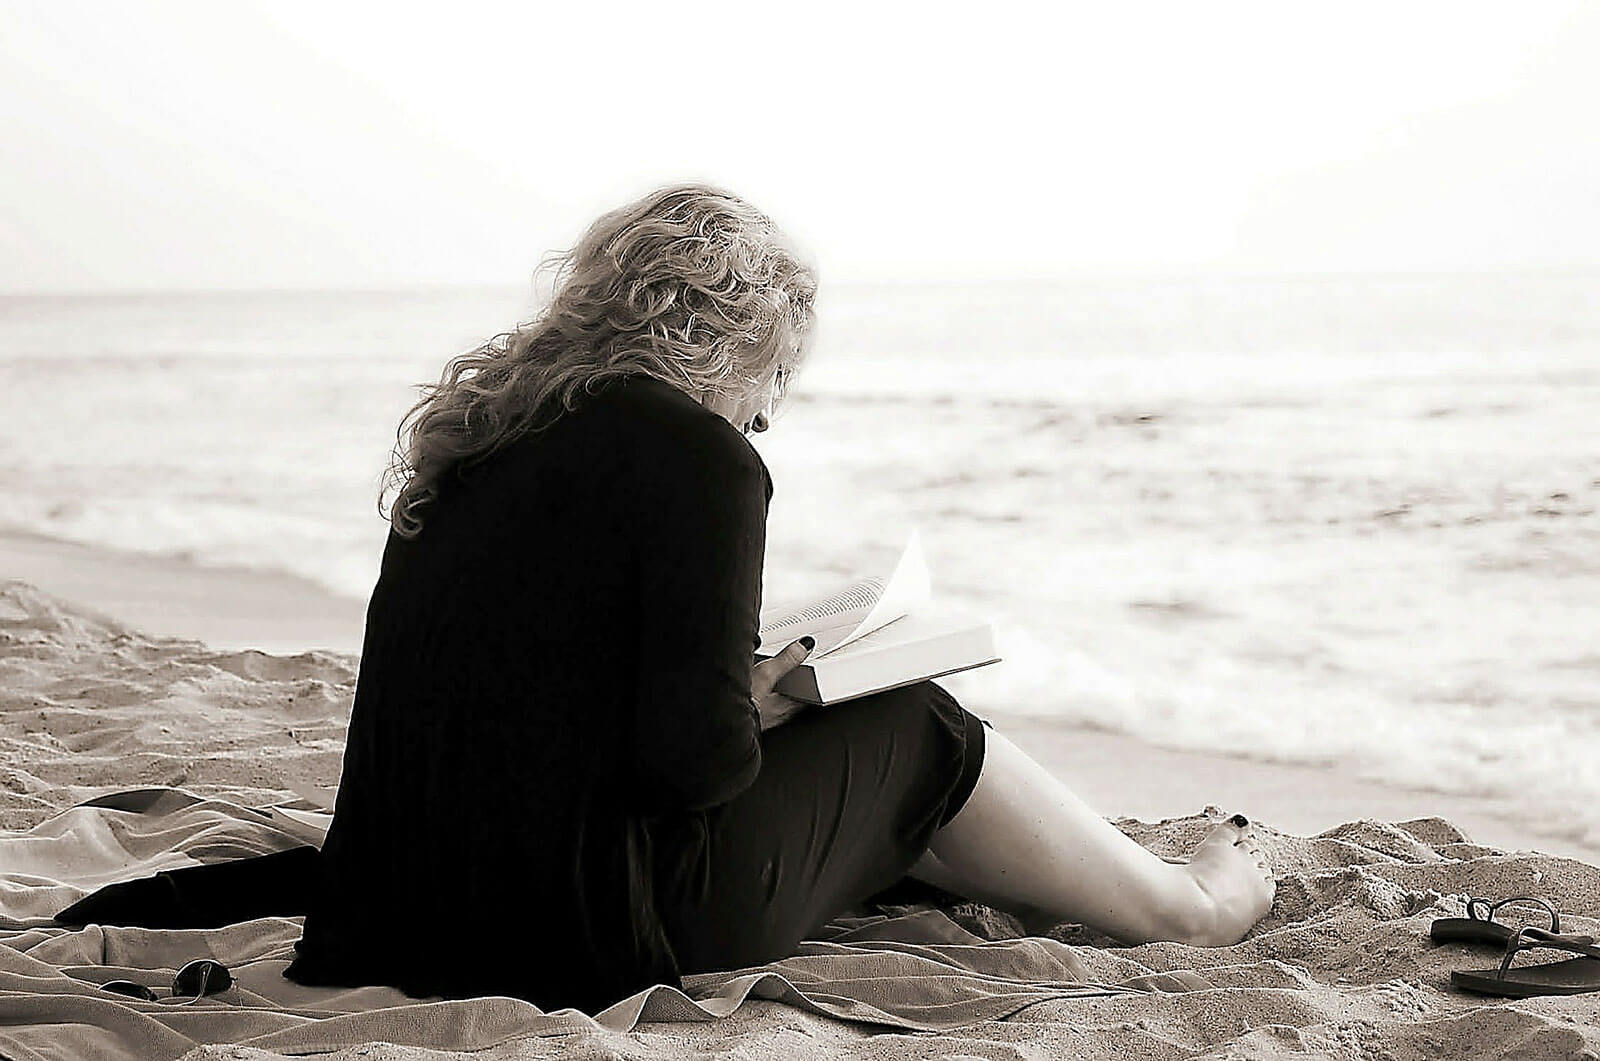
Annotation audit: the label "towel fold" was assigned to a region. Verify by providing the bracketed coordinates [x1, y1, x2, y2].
[1, 789, 1193, 1061]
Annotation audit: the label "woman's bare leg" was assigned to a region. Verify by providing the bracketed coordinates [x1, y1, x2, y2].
[910, 727, 1274, 946]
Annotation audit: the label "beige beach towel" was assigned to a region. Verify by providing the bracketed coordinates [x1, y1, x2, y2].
[0, 790, 1202, 1061]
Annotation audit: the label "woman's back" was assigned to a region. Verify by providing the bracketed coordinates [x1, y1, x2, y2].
[52, 184, 1274, 1026]
[287, 373, 773, 1011]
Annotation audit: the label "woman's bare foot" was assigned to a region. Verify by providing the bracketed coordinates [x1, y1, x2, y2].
[1173, 815, 1276, 946]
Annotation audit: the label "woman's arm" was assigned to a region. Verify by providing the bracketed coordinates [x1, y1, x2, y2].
[627, 419, 772, 814]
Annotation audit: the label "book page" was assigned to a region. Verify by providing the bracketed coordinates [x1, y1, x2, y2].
[757, 529, 932, 659]
[757, 577, 883, 657]
[826, 528, 930, 656]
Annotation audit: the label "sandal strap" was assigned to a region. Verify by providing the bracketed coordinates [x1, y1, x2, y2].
[1466, 895, 1561, 933]
[1496, 925, 1600, 980]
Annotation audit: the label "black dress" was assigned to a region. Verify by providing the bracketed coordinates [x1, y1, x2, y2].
[59, 373, 989, 1015]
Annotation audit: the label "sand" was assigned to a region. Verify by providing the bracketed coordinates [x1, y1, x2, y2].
[4, 547, 1600, 1058]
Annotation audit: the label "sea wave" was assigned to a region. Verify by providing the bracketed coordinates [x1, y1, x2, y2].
[3, 279, 1599, 848]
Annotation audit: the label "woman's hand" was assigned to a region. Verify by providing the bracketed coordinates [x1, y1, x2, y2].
[752, 636, 815, 732]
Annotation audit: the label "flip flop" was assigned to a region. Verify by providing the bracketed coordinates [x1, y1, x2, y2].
[1452, 925, 1600, 998]
[1429, 896, 1591, 947]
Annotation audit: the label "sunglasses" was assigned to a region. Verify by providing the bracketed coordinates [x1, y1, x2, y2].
[98, 959, 232, 1003]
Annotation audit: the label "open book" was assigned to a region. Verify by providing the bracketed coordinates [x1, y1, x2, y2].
[755, 530, 999, 705]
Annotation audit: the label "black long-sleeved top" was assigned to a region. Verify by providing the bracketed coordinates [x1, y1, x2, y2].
[285, 373, 772, 1012]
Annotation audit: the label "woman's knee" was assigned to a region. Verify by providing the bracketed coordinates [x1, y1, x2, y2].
[866, 683, 989, 829]
[858, 680, 965, 732]
[841, 681, 972, 789]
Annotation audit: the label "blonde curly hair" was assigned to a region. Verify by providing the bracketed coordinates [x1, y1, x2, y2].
[382, 183, 817, 537]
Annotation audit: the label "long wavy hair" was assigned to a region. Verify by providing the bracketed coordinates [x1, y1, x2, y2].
[382, 184, 817, 538]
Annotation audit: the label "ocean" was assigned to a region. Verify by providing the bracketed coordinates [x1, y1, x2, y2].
[2, 273, 1597, 845]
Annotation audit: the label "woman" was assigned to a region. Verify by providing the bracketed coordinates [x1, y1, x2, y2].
[60, 184, 1274, 1014]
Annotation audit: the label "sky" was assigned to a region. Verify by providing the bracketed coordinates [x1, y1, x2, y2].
[1, 0, 1597, 293]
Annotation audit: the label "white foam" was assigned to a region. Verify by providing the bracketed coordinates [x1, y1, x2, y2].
[3, 277, 1598, 844]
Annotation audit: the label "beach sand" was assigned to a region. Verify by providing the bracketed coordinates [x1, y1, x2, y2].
[4, 541, 1600, 1058]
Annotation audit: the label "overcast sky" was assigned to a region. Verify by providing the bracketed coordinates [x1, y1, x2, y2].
[2, 1, 1596, 293]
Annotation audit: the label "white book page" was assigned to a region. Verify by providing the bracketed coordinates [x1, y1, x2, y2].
[758, 529, 932, 659]
[757, 577, 882, 657]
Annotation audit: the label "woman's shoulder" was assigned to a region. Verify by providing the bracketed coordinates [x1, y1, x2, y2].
[576, 374, 771, 487]
[583, 373, 727, 435]
[486, 374, 771, 507]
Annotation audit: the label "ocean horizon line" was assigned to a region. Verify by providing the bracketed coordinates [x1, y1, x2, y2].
[4, 264, 1599, 301]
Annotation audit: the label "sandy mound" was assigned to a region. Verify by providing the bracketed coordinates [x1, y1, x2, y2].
[4, 578, 1599, 1060]
[0, 579, 353, 830]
